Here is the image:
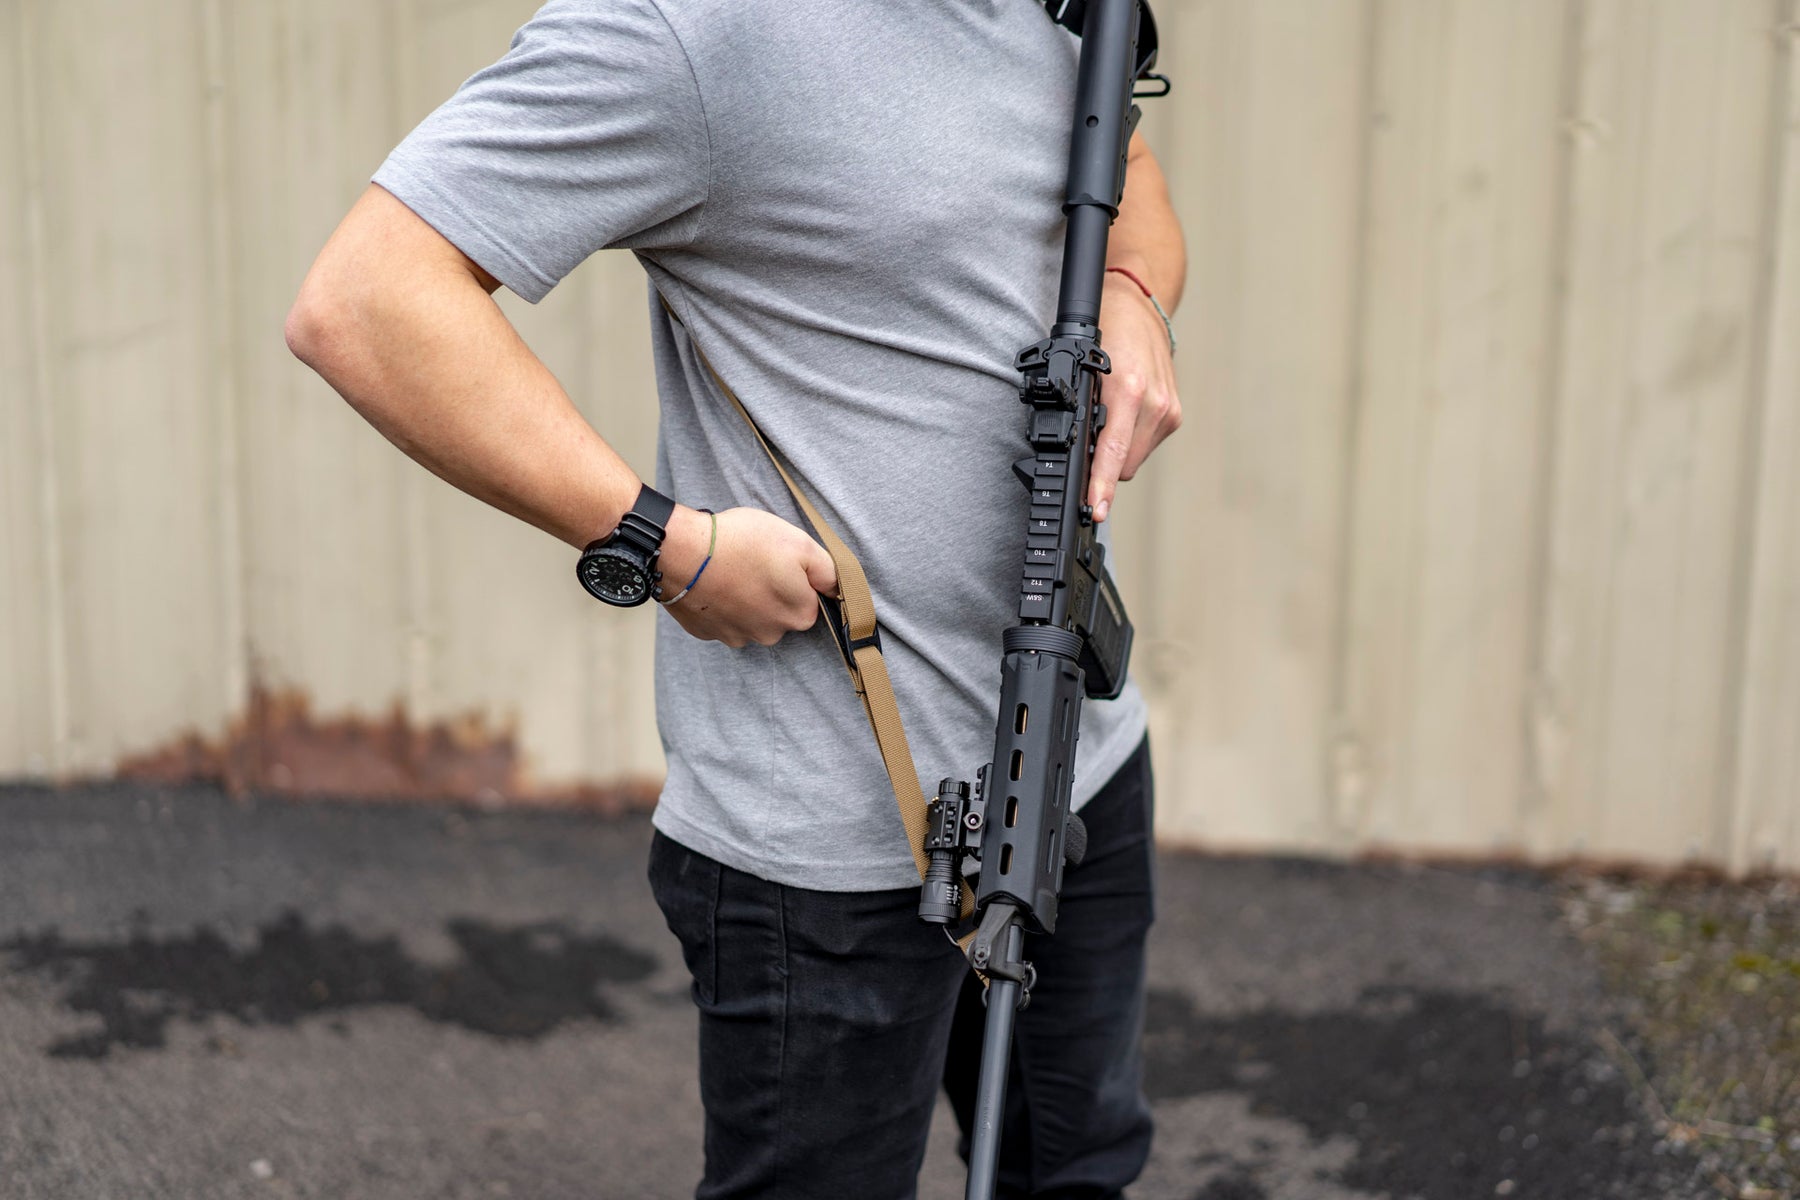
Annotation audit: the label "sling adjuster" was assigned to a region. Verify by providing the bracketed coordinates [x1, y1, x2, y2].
[821, 601, 883, 679]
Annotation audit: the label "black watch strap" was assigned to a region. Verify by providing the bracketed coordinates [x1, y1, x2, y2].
[631, 483, 675, 533]
[604, 484, 675, 557]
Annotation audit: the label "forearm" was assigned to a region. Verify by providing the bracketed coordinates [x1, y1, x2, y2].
[286, 185, 828, 644]
[1106, 133, 1186, 313]
[1086, 133, 1184, 520]
[286, 185, 639, 551]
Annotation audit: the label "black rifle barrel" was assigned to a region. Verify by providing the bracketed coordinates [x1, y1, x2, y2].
[973, 0, 1143, 941]
[1056, 0, 1143, 330]
[963, 923, 1024, 1200]
[960, 3, 1151, 1197]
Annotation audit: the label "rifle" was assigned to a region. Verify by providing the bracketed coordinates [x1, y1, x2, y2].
[916, 2, 1168, 1196]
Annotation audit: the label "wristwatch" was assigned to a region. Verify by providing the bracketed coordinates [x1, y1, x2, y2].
[576, 484, 676, 607]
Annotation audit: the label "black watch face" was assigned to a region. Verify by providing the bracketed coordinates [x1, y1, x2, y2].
[579, 549, 652, 606]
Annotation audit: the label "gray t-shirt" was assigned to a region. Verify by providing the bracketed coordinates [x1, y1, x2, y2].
[374, 0, 1150, 891]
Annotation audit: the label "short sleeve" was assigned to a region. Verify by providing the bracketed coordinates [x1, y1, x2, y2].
[372, 0, 710, 302]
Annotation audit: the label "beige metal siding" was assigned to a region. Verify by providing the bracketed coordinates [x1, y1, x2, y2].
[1131, 0, 1372, 857]
[1728, 0, 1800, 875]
[1340, 0, 1571, 858]
[2, 0, 1796, 872]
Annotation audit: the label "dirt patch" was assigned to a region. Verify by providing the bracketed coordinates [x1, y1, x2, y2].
[1564, 874, 1800, 1199]
[1143, 985, 1704, 1200]
[3, 911, 661, 1059]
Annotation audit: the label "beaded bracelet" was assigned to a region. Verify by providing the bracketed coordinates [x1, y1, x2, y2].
[1104, 266, 1178, 358]
[658, 509, 716, 607]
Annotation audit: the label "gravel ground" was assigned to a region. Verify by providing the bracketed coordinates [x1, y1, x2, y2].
[0, 783, 1717, 1199]
[1561, 874, 1800, 1199]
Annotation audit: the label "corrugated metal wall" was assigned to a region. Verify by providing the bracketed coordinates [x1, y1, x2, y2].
[3, 0, 1797, 873]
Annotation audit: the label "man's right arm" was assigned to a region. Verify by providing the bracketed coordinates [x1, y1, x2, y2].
[285, 183, 835, 648]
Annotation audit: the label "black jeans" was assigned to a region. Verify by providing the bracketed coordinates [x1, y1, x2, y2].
[647, 737, 1156, 1200]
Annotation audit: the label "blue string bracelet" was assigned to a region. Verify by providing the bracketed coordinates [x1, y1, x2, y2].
[658, 509, 716, 607]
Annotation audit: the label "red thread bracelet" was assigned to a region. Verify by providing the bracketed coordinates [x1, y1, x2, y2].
[1105, 265, 1153, 298]
[1104, 267, 1178, 357]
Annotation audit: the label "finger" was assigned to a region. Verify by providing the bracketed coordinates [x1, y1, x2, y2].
[1089, 436, 1126, 524]
[799, 590, 824, 630]
[1090, 389, 1143, 523]
[782, 576, 823, 630]
[1121, 384, 1178, 483]
[803, 544, 840, 598]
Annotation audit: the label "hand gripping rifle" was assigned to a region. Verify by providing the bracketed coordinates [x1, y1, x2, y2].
[916, 2, 1167, 1196]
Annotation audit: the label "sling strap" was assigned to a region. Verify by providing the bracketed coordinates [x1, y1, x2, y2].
[657, 297, 976, 928]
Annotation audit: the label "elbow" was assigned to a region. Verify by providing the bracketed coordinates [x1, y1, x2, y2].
[285, 268, 382, 407]
[284, 278, 344, 373]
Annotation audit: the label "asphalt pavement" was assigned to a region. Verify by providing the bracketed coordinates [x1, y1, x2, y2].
[0, 783, 1710, 1199]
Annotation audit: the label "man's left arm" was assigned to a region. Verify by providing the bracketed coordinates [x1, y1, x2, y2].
[1092, 131, 1187, 523]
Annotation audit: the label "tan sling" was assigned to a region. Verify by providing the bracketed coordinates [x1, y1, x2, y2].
[658, 297, 977, 927]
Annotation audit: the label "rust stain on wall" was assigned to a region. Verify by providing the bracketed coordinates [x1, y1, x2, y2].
[115, 686, 659, 814]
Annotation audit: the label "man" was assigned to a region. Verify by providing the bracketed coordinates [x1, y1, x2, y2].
[287, 1, 1185, 1196]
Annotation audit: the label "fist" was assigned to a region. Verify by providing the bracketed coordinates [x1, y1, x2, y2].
[658, 506, 839, 649]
